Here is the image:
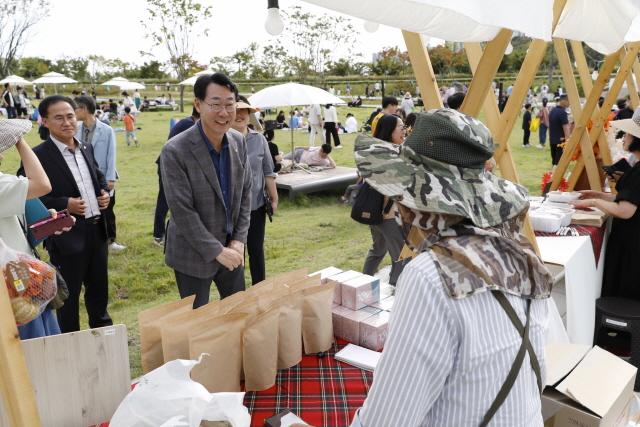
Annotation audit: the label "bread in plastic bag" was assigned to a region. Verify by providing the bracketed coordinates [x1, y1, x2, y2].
[0, 238, 56, 325]
[109, 356, 251, 427]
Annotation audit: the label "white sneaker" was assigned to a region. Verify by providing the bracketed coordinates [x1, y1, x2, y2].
[335, 145, 344, 149]
[537, 145, 545, 150]
[109, 242, 126, 251]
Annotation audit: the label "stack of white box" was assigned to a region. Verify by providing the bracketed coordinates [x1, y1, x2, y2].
[309, 267, 395, 351]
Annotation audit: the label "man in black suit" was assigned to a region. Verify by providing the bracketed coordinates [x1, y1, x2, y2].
[20, 95, 112, 332]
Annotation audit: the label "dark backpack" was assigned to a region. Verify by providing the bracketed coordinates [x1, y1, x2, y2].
[350, 182, 393, 225]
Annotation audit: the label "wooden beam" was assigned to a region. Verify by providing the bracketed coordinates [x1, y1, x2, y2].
[567, 43, 640, 184]
[550, 45, 620, 190]
[460, 29, 512, 117]
[552, 38, 601, 190]
[622, 48, 640, 109]
[403, 31, 444, 110]
[0, 275, 42, 427]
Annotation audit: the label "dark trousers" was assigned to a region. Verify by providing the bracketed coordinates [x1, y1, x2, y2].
[153, 164, 169, 239]
[551, 143, 564, 166]
[363, 219, 407, 286]
[247, 207, 267, 285]
[175, 267, 245, 309]
[324, 122, 341, 147]
[523, 128, 531, 145]
[50, 222, 112, 333]
[539, 124, 548, 145]
[105, 189, 117, 242]
[6, 106, 17, 119]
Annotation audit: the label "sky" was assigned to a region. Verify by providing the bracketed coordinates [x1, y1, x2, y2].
[20, 0, 411, 66]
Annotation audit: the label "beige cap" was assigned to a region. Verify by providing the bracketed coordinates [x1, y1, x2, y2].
[236, 101, 257, 113]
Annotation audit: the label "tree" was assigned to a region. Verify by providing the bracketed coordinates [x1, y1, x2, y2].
[281, 6, 358, 77]
[370, 47, 411, 76]
[136, 61, 167, 79]
[50, 57, 90, 81]
[18, 56, 51, 78]
[428, 46, 454, 75]
[141, 0, 212, 110]
[0, 0, 49, 76]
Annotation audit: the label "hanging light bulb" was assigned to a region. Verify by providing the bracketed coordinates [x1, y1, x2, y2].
[363, 20, 379, 33]
[505, 42, 514, 55]
[591, 70, 599, 80]
[265, 0, 284, 36]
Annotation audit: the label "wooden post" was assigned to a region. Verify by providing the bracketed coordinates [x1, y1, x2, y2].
[566, 43, 640, 185]
[622, 48, 640, 109]
[552, 38, 601, 189]
[460, 29, 512, 117]
[550, 48, 620, 190]
[403, 31, 444, 110]
[0, 275, 42, 426]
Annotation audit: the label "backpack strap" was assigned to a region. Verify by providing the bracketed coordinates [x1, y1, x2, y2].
[382, 198, 394, 215]
[480, 291, 540, 427]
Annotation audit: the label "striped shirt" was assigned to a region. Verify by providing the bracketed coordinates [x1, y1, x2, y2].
[351, 251, 547, 427]
[51, 136, 101, 218]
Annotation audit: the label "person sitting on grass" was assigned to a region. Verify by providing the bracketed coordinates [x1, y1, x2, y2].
[284, 143, 336, 168]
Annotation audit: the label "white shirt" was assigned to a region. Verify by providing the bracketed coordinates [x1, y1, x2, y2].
[345, 116, 358, 133]
[351, 251, 547, 427]
[324, 106, 338, 123]
[0, 173, 31, 254]
[309, 104, 322, 125]
[51, 136, 101, 218]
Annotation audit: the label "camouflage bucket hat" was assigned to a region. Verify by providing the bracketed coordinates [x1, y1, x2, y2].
[355, 109, 529, 228]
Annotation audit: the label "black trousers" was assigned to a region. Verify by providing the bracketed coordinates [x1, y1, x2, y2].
[175, 267, 245, 309]
[50, 221, 112, 333]
[324, 122, 341, 147]
[550, 143, 564, 166]
[153, 164, 169, 239]
[105, 189, 117, 242]
[523, 128, 531, 145]
[247, 207, 267, 285]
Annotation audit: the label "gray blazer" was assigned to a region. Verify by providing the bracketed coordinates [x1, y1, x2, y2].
[160, 125, 252, 278]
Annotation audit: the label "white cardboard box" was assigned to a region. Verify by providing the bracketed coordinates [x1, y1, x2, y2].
[543, 344, 637, 427]
[341, 274, 380, 310]
[326, 270, 362, 305]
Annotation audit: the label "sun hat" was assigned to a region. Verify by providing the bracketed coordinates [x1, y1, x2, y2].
[610, 108, 640, 139]
[354, 109, 529, 228]
[404, 92, 411, 99]
[236, 101, 257, 113]
[0, 119, 32, 154]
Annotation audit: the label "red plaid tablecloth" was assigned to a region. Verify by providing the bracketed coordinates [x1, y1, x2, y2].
[245, 339, 372, 427]
[535, 223, 607, 265]
[100, 339, 371, 427]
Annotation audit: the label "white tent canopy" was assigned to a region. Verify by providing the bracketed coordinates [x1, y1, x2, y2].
[248, 82, 345, 108]
[553, 0, 640, 54]
[0, 75, 31, 85]
[179, 69, 217, 86]
[32, 72, 77, 84]
[302, 0, 554, 41]
[102, 77, 145, 90]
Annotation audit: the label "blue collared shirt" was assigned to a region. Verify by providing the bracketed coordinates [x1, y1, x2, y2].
[197, 122, 232, 238]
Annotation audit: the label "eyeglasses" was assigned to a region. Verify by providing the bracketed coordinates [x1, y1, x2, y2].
[201, 100, 236, 113]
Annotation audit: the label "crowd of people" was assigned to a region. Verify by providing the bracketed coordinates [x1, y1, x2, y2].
[1, 70, 640, 426]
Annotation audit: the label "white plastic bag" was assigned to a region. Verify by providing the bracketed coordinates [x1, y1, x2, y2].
[110, 355, 251, 427]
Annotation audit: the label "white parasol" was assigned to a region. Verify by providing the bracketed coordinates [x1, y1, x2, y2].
[32, 72, 77, 84]
[0, 75, 31, 85]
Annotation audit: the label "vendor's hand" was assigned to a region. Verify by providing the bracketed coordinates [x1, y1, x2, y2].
[570, 199, 595, 210]
[228, 240, 245, 266]
[107, 180, 115, 190]
[67, 197, 86, 216]
[216, 247, 244, 271]
[97, 189, 110, 209]
[577, 190, 603, 200]
[54, 216, 76, 235]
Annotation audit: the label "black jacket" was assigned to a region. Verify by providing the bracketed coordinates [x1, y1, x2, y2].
[18, 138, 109, 255]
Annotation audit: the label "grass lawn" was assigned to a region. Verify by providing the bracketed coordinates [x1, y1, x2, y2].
[1, 103, 551, 378]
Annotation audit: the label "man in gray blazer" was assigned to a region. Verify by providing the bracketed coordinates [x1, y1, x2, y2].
[160, 73, 252, 308]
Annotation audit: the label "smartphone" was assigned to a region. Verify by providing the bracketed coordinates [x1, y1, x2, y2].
[602, 158, 631, 176]
[29, 209, 75, 241]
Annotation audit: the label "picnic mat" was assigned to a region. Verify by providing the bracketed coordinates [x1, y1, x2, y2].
[245, 338, 372, 427]
[535, 223, 607, 265]
[100, 339, 371, 427]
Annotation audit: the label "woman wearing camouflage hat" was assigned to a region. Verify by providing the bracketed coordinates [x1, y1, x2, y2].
[350, 109, 552, 426]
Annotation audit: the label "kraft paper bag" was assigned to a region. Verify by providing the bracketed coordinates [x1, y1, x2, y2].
[301, 284, 335, 354]
[243, 307, 280, 391]
[275, 292, 303, 369]
[252, 268, 309, 291]
[160, 300, 223, 363]
[139, 295, 195, 373]
[217, 290, 248, 314]
[189, 312, 249, 393]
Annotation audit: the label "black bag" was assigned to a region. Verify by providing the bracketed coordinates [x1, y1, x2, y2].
[350, 182, 392, 225]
